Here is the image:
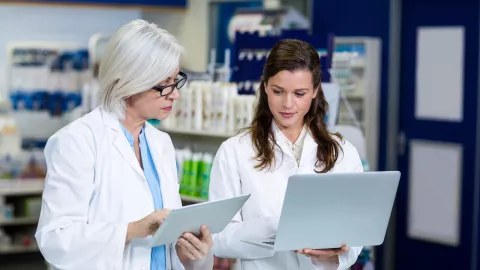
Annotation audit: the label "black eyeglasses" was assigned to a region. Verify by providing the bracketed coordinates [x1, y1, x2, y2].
[151, 71, 188, 96]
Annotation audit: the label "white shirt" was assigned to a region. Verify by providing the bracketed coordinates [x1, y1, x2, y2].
[208, 125, 363, 270]
[273, 122, 308, 166]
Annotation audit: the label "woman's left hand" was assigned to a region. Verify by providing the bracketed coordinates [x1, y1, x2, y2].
[176, 225, 213, 264]
[295, 245, 348, 264]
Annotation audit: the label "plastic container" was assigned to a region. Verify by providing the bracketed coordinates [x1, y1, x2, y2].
[0, 196, 5, 221]
[187, 153, 202, 196]
[4, 204, 14, 220]
[179, 150, 192, 195]
[198, 153, 213, 199]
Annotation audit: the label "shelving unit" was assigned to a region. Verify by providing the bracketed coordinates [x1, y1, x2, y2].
[158, 126, 226, 206]
[180, 195, 207, 204]
[0, 179, 43, 260]
[159, 127, 237, 139]
[0, 217, 38, 226]
[333, 37, 381, 171]
[0, 179, 44, 196]
[0, 244, 39, 255]
[158, 126, 235, 154]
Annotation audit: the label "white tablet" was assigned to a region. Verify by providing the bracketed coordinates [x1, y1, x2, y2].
[149, 194, 251, 247]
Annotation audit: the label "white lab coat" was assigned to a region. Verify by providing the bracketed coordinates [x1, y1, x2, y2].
[209, 127, 364, 270]
[35, 107, 212, 270]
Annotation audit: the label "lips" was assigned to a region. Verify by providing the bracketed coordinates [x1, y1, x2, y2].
[163, 106, 172, 111]
[279, 112, 295, 118]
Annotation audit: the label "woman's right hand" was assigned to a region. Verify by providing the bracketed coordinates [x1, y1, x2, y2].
[126, 209, 171, 243]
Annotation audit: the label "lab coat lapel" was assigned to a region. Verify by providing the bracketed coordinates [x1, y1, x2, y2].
[301, 131, 317, 161]
[272, 121, 318, 167]
[101, 108, 145, 179]
[113, 133, 145, 179]
[272, 122, 296, 161]
[144, 124, 172, 209]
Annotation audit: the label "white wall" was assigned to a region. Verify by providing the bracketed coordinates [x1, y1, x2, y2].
[0, 4, 142, 99]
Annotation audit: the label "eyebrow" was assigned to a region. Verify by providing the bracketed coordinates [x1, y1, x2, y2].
[271, 84, 309, 91]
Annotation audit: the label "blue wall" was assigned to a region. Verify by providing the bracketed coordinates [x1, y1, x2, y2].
[311, 1, 391, 268]
[312, 0, 391, 172]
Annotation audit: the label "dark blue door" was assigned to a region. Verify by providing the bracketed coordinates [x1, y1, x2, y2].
[396, 0, 479, 269]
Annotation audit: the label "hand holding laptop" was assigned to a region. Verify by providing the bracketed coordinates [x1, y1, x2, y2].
[295, 245, 348, 264]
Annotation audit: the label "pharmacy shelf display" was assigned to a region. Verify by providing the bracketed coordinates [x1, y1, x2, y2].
[0, 179, 44, 255]
[7, 42, 90, 150]
[332, 37, 381, 171]
[0, 178, 206, 258]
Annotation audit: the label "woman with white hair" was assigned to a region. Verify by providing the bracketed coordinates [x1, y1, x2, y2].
[35, 20, 214, 270]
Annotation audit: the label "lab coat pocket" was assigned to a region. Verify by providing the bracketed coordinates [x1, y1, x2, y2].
[122, 242, 132, 270]
[128, 238, 152, 270]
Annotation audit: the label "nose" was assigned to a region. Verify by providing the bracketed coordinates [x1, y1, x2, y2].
[168, 87, 180, 100]
[282, 93, 293, 108]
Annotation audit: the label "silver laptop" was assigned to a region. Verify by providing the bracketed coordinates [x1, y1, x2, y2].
[241, 171, 400, 251]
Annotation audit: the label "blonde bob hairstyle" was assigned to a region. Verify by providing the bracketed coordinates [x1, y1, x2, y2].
[98, 19, 184, 119]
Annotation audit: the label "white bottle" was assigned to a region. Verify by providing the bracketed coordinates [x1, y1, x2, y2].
[226, 83, 238, 133]
[193, 82, 203, 131]
[0, 228, 12, 248]
[217, 83, 229, 133]
[202, 82, 213, 131]
[182, 84, 193, 130]
[0, 196, 5, 221]
[233, 95, 243, 131]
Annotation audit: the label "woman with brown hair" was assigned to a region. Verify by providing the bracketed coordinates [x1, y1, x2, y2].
[208, 39, 363, 270]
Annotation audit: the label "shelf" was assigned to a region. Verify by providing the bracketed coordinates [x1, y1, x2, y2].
[159, 127, 237, 139]
[350, 57, 366, 68]
[343, 92, 364, 100]
[0, 179, 45, 196]
[0, 245, 39, 254]
[180, 195, 207, 204]
[0, 217, 38, 226]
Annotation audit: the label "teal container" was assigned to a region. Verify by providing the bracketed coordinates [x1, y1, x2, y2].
[147, 119, 160, 126]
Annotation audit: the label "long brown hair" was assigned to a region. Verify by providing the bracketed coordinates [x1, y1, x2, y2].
[248, 39, 343, 173]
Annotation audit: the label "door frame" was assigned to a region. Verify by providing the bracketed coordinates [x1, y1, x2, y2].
[376, 0, 402, 269]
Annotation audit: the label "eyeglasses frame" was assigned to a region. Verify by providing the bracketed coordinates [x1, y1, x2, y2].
[151, 71, 188, 96]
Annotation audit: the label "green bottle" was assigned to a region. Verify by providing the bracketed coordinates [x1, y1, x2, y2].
[179, 150, 192, 195]
[188, 153, 202, 196]
[199, 153, 213, 200]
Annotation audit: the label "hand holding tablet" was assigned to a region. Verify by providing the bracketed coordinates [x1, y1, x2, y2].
[149, 194, 251, 247]
[176, 224, 214, 262]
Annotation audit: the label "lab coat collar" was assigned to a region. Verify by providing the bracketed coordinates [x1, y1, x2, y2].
[100, 108, 140, 177]
[271, 121, 317, 162]
[100, 107, 150, 181]
[100, 106, 122, 131]
[100, 107, 173, 210]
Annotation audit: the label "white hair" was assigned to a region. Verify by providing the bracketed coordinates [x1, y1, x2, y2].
[98, 19, 184, 119]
